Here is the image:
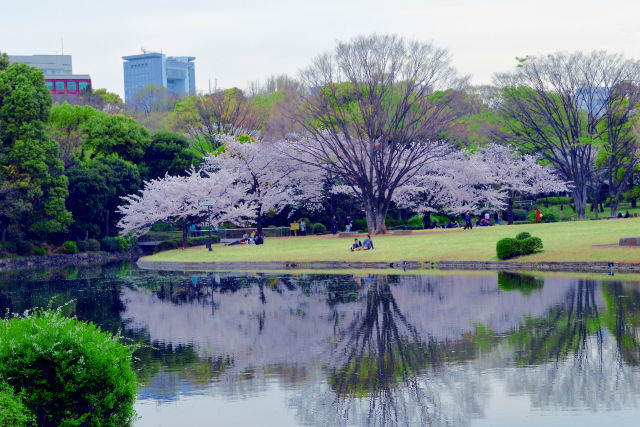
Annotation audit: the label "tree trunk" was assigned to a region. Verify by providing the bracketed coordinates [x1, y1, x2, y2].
[364, 202, 388, 234]
[1, 224, 6, 242]
[573, 187, 587, 220]
[256, 204, 263, 235]
[182, 221, 190, 249]
[507, 190, 514, 225]
[105, 210, 110, 237]
[610, 192, 619, 217]
[423, 212, 431, 229]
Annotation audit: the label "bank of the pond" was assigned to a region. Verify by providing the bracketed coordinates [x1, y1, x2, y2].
[139, 218, 640, 273]
[0, 250, 141, 272]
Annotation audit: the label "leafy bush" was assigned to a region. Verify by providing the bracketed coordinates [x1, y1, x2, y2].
[313, 223, 327, 234]
[0, 382, 34, 427]
[0, 241, 17, 254]
[16, 240, 37, 256]
[352, 219, 367, 232]
[0, 309, 137, 426]
[515, 231, 531, 240]
[115, 236, 131, 252]
[512, 209, 528, 221]
[536, 196, 573, 206]
[406, 215, 424, 230]
[496, 238, 520, 259]
[33, 247, 46, 257]
[62, 241, 78, 254]
[87, 238, 101, 251]
[385, 216, 403, 229]
[100, 236, 118, 252]
[151, 221, 173, 231]
[527, 208, 558, 223]
[519, 236, 543, 254]
[76, 240, 90, 252]
[497, 234, 544, 259]
[154, 240, 179, 253]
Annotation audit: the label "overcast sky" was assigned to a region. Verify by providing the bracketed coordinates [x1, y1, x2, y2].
[3, 0, 639, 97]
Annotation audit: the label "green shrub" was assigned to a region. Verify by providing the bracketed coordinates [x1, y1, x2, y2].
[76, 240, 90, 252]
[536, 196, 573, 206]
[352, 219, 367, 232]
[0, 241, 17, 254]
[153, 235, 221, 253]
[151, 221, 173, 231]
[100, 236, 118, 252]
[0, 309, 137, 426]
[515, 232, 531, 240]
[385, 216, 403, 229]
[313, 223, 327, 234]
[512, 209, 528, 221]
[519, 236, 543, 255]
[34, 247, 46, 257]
[62, 241, 78, 254]
[406, 215, 424, 230]
[87, 238, 101, 251]
[154, 240, 180, 253]
[496, 238, 520, 259]
[527, 208, 558, 223]
[16, 240, 36, 257]
[115, 236, 131, 252]
[0, 382, 34, 427]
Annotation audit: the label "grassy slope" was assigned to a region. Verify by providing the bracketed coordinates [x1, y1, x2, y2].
[143, 218, 640, 264]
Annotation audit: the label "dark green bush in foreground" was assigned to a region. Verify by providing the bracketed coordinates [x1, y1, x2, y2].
[496, 234, 544, 259]
[0, 309, 137, 426]
[0, 382, 34, 427]
[313, 223, 327, 234]
[87, 238, 101, 252]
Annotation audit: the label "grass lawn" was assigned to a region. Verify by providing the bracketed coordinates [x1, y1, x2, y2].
[142, 217, 640, 264]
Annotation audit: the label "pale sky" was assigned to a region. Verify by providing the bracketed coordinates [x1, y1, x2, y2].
[3, 0, 639, 98]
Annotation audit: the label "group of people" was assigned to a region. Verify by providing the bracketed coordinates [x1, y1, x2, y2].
[225, 231, 264, 246]
[330, 215, 353, 235]
[617, 211, 632, 219]
[350, 235, 374, 252]
[462, 211, 504, 229]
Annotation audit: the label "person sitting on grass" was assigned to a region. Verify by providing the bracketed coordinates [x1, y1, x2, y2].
[255, 233, 264, 245]
[353, 235, 375, 251]
[350, 238, 362, 252]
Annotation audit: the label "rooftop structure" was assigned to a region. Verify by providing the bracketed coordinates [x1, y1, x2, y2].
[122, 52, 196, 104]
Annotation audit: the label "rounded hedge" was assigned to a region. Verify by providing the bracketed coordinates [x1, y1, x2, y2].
[515, 232, 532, 240]
[0, 310, 137, 426]
[496, 238, 520, 259]
[100, 236, 118, 252]
[76, 240, 90, 252]
[519, 236, 543, 254]
[313, 223, 327, 234]
[87, 238, 101, 252]
[62, 241, 78, 254]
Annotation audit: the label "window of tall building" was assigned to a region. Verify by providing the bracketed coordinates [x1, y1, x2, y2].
[55, 81, 65, 91]
[67, 81, 77, 91]
[79, 82, 89, 91]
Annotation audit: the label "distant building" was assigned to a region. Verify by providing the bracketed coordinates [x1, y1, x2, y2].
[8, 54, 92, 101]
[122, 52, 195, 103]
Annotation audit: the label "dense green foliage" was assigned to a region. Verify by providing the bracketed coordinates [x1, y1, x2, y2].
[154, 235, 221, 253]
[100, 236, 118, 252]
[496, 233, 544, 259]
[313, 223, 327, 234]
[527, 208, 558, 223]
[497, 272, 544, 295]
[0, 382, 34, 427]
[406, 215, 424, 230]
[0, 64, 72, 238]
[0, 309, 137, 426]
[62, 240, 78, 254]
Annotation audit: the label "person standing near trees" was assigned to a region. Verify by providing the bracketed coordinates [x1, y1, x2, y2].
[300, 220, 306, 236]
[331, 215, 338, 235]
[463, 211, 473, 230]
[535, 208, 542, 224]
[345, 215, 352, 232]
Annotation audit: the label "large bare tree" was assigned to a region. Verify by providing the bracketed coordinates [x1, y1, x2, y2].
[290, 34, 462, 234]
[495, 51, 640, 219]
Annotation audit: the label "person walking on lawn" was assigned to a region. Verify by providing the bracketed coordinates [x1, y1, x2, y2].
[535, 208, 542, 224]
[331, 216, 338, 235]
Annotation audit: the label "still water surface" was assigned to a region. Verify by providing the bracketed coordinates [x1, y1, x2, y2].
[2, 263, 640, 426]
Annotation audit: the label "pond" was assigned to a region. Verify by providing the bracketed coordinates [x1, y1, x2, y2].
[2, 263, 640, 426]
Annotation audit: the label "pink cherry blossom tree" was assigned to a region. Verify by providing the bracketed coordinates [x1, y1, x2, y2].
[393, 150, 505, 226]
[474, 144, 569, 224]
[117, 167, 254, 248]
[204, 136, 324, 234]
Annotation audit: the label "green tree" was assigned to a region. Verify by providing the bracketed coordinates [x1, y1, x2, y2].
[139, 130, 199, 181]
[0, 63, 71, 238]
[0, 52, 8, 71]
[49, 102, 98, 167]
[83, 113, 150, 162]
[66, 162, 110, 239]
